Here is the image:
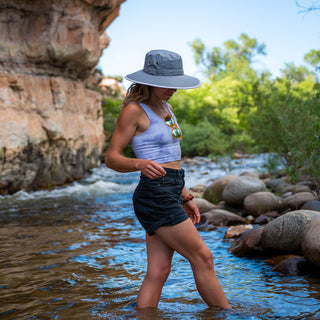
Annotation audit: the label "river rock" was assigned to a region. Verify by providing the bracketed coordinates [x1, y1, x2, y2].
[243, 191, 284, 217]
[228, 227, 263, 256]
[280, 184, 312, 195]
[301, 215, 320, 267]
[301, 200, 320, 212]
[261, 210, 320, 253]
[284, 192, 318, 210]
[240, 171, 260, 179]
[254, 214, 271, 225]
[203, 175, 237, 204]
[272, 256, 307, 276]
[265, 254, 300, 266]
[0, 0, 126, 194]
[193, 198, 215, 214]
[266, 178, 288, 193]
[222, 176, 267, 207]
[224, 224, 253, 239]
[259, 172, 271, 180]
[264, 211, 281, 219]
[200, 209, 246, 226]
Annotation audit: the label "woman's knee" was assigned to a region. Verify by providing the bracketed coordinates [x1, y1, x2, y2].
[147, 263, 171, 283]
[193, 246, 214, 270]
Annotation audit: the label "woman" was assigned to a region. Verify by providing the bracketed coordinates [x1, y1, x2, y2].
[105, 49, 230, 309]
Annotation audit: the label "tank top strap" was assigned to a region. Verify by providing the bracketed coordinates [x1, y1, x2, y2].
[139, 102, 174, 120]
[138, 102, 158, 121]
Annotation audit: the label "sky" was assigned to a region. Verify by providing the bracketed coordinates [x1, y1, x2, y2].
[98, 0, 320, 88]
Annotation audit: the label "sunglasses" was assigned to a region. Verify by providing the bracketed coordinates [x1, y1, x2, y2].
[164, 114, 183, 139]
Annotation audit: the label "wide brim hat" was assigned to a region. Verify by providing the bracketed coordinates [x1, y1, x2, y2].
[125, 49, 201, 89]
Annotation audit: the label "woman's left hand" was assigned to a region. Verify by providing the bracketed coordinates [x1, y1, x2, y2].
[183, 200, 200, 225]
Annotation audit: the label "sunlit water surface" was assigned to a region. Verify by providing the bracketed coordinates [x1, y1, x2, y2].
[0, 155, 319, 320]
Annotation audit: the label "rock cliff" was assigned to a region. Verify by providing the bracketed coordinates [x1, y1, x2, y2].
[0, 0, 126, 194]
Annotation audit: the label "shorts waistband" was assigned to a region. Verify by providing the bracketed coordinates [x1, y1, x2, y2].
[163, 167, 185, 178]
[140, 167, 185, 179]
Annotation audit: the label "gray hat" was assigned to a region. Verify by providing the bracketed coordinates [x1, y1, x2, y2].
[125, 49, 201, 89]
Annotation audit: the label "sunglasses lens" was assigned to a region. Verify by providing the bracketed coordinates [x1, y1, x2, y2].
[165, 116, 174, 126]
[172, 128, 182, 138]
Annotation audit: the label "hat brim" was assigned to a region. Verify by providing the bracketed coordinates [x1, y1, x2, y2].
[125, 70, 201, 89]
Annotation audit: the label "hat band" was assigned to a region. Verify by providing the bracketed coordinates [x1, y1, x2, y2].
[143, 67, 184, 76]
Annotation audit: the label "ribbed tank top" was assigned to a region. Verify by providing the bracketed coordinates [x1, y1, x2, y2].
[131, 102, 182, 163]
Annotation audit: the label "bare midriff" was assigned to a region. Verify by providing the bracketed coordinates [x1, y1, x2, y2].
[160, 160, 181, 170]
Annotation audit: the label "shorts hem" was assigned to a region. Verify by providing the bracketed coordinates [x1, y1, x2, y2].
[146, 214, 189, 236]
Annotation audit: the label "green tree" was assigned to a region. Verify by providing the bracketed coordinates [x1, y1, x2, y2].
[304, 49, 320, 81]
[190, 33, 266, 80]
[248, 80, 320, 189]
[280, 62, 313, 82]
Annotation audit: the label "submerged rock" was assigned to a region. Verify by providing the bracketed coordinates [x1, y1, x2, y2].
[272, 256, 307, 276]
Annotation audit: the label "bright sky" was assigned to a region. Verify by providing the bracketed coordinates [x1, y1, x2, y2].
[98, 0, 320, 88]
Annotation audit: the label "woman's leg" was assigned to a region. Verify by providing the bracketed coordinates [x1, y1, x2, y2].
[136, 233, 174, 309]
[155, 219, 230, 309]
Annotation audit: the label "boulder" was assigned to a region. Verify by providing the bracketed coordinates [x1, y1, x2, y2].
[193, 198, 215, 214]
[261, 210, 320, 252]
[243, 191, 284, 216]
[266, 177, 289, 194]
[203, 175, 237, 204]
[222, 176, 266, 207]
[301, 216, 320, 267]
[285, 192, 317, 210]
[301, 200, 320, 212]
[228, 227, 263, 256]
[201, 209, 246, 226]
[279, 184, 311, 195]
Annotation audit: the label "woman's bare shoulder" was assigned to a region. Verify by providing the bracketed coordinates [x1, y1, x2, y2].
[117, 102, 146, 128]
[123, 101, 143, 111]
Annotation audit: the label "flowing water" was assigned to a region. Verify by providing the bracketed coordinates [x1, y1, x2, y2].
[0, 155, 319, 320]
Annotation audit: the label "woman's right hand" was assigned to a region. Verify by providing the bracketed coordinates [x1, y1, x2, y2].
[137, 159, 166, 179]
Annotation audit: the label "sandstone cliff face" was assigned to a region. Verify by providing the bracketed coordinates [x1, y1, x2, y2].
[0, 0, 126, 194]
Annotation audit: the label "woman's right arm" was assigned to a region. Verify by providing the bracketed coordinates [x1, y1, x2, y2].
[105, 103, 166, 179]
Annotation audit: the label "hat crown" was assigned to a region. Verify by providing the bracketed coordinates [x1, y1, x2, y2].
[143, 50, 184, 76]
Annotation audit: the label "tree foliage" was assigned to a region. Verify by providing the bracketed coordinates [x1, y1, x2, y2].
[174, 34, 319, 185]
[101, 33, 320, 187]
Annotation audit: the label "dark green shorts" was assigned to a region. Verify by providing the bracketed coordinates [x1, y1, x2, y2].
[133, 168, 189, 236]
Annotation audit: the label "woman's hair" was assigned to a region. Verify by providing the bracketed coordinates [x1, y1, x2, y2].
[120, 83, 150, 108]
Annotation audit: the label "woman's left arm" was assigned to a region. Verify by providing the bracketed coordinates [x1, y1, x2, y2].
[181, 187, 200, 224]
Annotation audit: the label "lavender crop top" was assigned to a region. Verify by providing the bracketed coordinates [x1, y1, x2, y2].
[131, 102, 182, 163]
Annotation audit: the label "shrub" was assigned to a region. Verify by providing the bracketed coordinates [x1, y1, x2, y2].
[249, 90, 320, 191]
[180, 118, 227, 157]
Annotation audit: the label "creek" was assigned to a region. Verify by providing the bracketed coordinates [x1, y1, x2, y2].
[0, 155, 319, 319]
